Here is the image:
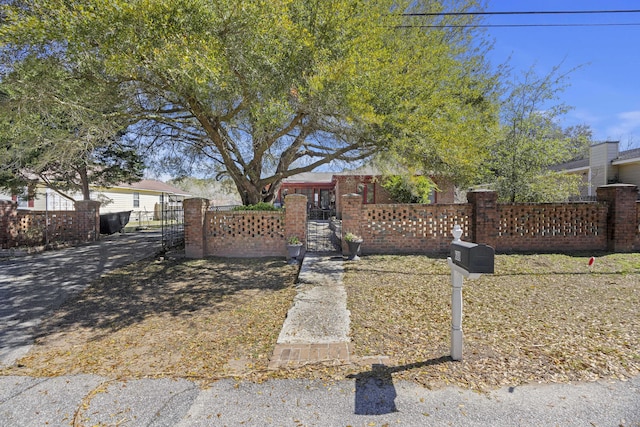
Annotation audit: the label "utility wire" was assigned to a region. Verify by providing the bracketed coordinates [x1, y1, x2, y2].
[401, 9, 640, 17]
[397, 23, 640, 28]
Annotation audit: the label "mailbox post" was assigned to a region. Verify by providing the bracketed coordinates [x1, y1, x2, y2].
[447, 225, 494, 361]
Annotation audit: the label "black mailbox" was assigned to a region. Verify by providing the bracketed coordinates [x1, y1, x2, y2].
[450, 241, 495, 274]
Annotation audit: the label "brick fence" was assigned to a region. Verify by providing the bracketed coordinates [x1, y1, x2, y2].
[183, 184, 639, 259]
[0, 200, 100, 249]
[184, 194, 308, 258]
[342, 184, 639, 255]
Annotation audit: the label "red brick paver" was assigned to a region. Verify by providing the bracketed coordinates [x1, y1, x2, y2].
[268, 342, 393, 369]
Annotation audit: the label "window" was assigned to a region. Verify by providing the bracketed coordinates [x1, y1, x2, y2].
[133, 192, 140, 208]
[357, 182, 375, 204]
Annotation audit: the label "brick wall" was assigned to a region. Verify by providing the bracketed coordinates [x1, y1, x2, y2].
[0, 200, 99, 249]
[184, 194, 308, 258]
[342, 185, 637, 256]
[0, 201, 18, 248]
[204, 210, 286, 257]
[596, 184, 638, 252]
[360, 203, 472, 254]
[495, 203, 608, 252]
[182, 185, 639, 259]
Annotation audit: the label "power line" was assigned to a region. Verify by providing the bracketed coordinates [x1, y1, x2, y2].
[397, 23, 640, 28]
[401, 9, 640, 17]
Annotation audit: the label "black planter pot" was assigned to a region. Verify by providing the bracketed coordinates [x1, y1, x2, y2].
[346, 240, 362, 260]
[287, 243, 303, 264]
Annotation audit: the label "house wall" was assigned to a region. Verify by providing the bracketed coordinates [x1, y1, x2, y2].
[333, 175, 394, 218]
[590, 142, 619, 191]
[617, 162, 640, 190]
[636, 202, 640, 250]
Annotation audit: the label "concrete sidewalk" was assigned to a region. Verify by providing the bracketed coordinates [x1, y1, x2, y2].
[1, 374, 638, 426]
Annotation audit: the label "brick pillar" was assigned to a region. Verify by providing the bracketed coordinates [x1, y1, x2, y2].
[341, 193, 363, 257]
[184, 198, 210, 258]
[285, 194, 307, 247]
[75, 200, 101, 243]
[596, 184, 639, 252]
[0, 200, 19, 249]
[467, 190, 499, 248]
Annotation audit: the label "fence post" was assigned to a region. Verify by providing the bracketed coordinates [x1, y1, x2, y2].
[285, 194, 307, 246]
[0, 200, 19, 249]
[184, 198, 210, 258]
[342, 193, 363, 257]
[75, 200, 101, 243]
[467, 190, 499, 248]
[596, 184, 639, 252]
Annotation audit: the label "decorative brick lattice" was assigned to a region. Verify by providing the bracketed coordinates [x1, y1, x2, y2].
[498, 204, 603, 236]
[208, 213, 284, 238]
[362, 204, 472, 253]
[497, 203, 608, 251]
[205, 211, 286, 257]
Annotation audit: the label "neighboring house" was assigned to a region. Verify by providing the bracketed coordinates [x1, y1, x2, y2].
[94, 180, 191, 222]
[552, 141, 640, 199]
[276, 166, 456, 219]
[0, 179, 191, 222]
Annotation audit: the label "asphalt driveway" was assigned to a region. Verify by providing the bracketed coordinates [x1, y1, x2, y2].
[0, 231, 163, 367]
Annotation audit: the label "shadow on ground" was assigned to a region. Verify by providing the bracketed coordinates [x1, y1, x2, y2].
[31, 257, 295, 342]
[347, 357, 451, 415]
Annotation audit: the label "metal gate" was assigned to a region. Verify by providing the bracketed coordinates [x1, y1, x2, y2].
[306, 218, 342, 253]
[161, 192, 185, 250]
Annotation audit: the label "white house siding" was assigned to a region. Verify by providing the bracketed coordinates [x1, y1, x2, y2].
[590, 143, 611, 189]
[95, 188, 161, 221]
[617, 163, 640, 189]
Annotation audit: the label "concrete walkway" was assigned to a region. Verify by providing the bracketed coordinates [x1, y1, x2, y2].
[269, 253, 389, 369]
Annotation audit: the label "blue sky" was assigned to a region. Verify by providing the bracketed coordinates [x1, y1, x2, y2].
[484, 0, 640, 149]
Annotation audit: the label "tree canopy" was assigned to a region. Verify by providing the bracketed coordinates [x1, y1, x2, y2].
[484, 65, 591, 203]
[0, 53, 144, 201]
[1, 0, 499, 204]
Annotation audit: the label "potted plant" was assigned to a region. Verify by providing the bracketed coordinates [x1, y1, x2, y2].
[286, 235, 303, 264]
[344, 232, 363, 260]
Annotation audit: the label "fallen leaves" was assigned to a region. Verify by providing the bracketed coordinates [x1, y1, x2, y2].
[2, 252, 638, 392]
[344, 253, 640, 390]
[2, 257, 298, 383]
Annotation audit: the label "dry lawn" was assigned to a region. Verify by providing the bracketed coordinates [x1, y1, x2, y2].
[2, 251, 639, 391]
[345, 253, 640, 390]
[2, 257, 298, 382]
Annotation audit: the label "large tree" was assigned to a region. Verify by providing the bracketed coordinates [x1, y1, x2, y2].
[2, 0, 499, 205]
[0, 54, 144, 201]
[485, 65, 588, 203]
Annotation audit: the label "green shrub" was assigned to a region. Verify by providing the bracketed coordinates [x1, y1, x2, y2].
[232, 202, 282, 211]
[381, 175, 436, 204]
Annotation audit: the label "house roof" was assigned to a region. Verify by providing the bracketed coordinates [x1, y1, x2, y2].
[549, 158, 589, 172]
[282, 172, 335, 184]
[614, 147, 640, 163]
[111, 179, 192, 196]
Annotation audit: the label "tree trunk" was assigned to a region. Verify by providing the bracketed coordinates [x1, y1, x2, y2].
[78, 167, 91, 200]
